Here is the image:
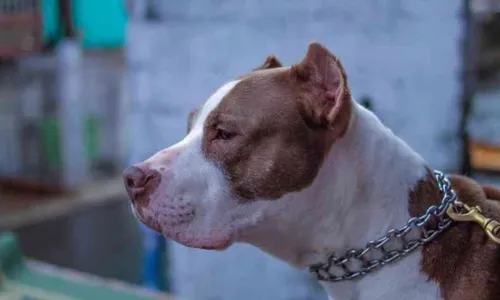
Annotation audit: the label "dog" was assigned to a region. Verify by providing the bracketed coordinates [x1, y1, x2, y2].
[123, 42, 500, 300]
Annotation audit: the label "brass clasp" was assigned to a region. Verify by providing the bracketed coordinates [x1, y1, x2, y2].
[446, 201, 500, 244]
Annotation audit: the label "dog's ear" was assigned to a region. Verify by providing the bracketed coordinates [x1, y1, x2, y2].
[254, 55, 283, 71]
[292, 42, 352, 138]
[187, 108, 199, 133]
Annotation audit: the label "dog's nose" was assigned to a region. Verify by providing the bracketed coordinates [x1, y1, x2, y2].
[123, 166, 148, 190]
[123, 164, 161, 202]
[123, 162, 162, 205]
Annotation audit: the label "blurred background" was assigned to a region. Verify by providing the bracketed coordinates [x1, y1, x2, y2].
[0, 0, 499, 299]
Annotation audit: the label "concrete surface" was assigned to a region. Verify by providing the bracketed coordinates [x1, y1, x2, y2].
[0, 176, 126, 229]
[11, 198, 144, 286]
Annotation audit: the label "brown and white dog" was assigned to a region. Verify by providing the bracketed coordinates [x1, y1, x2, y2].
[123, 42, 500, 300]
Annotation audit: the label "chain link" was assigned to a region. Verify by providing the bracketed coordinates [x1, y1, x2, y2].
[310, 170, 459, 282]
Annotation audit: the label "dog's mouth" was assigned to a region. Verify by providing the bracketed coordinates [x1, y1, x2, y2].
[130, 204, 233, 251]
[130, 204, 162, 233]
[182, 235, 232, 251]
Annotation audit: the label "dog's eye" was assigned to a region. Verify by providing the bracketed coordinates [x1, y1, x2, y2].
[215, 128, 236, 140]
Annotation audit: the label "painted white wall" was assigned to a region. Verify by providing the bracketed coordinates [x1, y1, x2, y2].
[126, 1, 464, 299]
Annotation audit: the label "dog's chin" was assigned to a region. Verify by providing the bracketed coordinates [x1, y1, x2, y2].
[167, 228, 234, 251]
[131, 206, 233, 251]
[130, 204, 162, 233]
[182, 238, 232, 251]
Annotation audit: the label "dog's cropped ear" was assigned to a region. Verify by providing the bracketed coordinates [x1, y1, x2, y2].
[253, 55, 283, 71]
[187, 108, 200, 133]
[292, 42, 352, 138]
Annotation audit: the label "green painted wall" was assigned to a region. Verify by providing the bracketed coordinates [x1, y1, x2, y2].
[42, 0, 127, 48]
[73, 0, 127, 48]
[42, 0, 59, 42]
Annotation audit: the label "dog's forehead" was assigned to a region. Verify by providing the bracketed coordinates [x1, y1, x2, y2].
[202, 68, 295, 125]
[183, 68, 296, 151]
[192, 80, 241, 132]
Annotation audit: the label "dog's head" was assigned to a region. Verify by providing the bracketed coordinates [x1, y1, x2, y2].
[124, 42, 352, 252]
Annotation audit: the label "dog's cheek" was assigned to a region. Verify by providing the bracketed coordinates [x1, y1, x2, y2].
[202, 140, 249, 187]
[203, 135, 239, 160]
[230, 137, 324, 200]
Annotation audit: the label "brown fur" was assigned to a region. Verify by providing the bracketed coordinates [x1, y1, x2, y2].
[483, 185, 500, 201]
[253, 55, 283, 70]
[409, 170, 500, 300]
[201, 42, 352, 200]
[291, 42, 352, 137]
[186, 55, 281, 134]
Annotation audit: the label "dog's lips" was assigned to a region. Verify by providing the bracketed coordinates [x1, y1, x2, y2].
[195, 237, 232, 251]
[175, 238, 232, 251]
[168, 229, 234, 251]
[131, 204, 233, 250]
[131, 205, 162, 232]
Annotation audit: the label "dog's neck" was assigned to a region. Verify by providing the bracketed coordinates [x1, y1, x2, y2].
[238, 103, 435, 299]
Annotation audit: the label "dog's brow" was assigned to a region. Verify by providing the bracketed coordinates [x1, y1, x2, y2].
[193, 80, 240, 131]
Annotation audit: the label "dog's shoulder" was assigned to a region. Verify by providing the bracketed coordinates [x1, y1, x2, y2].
[420, 174, 500, 300]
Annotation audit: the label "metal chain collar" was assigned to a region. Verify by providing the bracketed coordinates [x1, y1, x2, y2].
[309, 170, 459, 282]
